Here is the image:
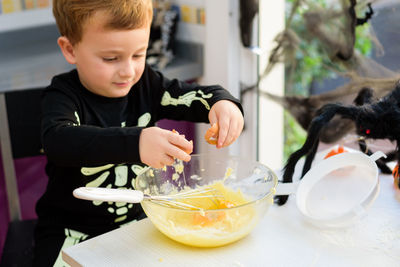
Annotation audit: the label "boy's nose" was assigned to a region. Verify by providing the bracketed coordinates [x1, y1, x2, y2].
[119, 60, 135, 78]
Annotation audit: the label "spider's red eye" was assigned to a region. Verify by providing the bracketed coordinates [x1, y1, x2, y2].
[366, 129, 371, 134]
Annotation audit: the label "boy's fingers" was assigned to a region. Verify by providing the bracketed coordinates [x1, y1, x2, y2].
[224, 121, 241, 147]
[168, 131, 193, 160]
[161, 154, 175, 166]
[167, 145, 191, 162]
[218, 118, 242, 148]
[222, 132, 234, 147]
[176, 140, 193, 155]
[217, 119, 230, 148]
[170, 129, 193, 154]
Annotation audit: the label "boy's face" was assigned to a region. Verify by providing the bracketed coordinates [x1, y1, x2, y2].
[63, 11, 150, 98]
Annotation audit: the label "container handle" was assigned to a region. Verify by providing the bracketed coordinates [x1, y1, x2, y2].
[275, 182, 299, 196]
[369, 151, 386, 162]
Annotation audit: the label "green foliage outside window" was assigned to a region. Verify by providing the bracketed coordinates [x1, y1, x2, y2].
[283, 0, 373, 161]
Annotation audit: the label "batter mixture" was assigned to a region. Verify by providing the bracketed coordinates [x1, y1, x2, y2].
[141, 181, 258, 247]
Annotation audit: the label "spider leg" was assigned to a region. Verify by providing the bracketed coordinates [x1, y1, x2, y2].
[376, 159, 394, 174]
[301, 139, 319, 178]
[380, 150, 397, 163]
[275, 123, 321, 205]
[276, 141, 318, 205]
[353, 87, 374, 106]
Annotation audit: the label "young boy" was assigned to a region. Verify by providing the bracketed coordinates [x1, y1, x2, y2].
[34, 0, 244, 266]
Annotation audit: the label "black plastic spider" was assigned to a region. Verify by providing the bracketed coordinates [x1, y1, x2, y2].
[276, 82, 400, 205]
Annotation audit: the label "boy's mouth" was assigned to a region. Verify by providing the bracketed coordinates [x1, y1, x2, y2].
[114, 81, 132, 87]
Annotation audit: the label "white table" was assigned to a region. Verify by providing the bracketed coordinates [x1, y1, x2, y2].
[62, 170, 400, 267]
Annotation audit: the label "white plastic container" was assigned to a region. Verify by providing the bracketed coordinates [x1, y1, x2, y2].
[276, 150, 385, 228]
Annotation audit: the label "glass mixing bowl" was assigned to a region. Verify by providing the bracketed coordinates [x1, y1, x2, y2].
[135, 154, 278, 247]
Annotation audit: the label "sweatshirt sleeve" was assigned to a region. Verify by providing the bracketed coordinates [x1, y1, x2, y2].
[41, 87, 142, 167]
[145, 67, 243, 123]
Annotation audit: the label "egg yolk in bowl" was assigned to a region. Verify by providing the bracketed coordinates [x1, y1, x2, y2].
[141, 181, 268, 248]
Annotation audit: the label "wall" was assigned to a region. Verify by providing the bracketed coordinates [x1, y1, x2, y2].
[0, 154, 48, 260]
[0, 24, 61, 260]
[258, 0, 285, 169]
[196, 0, 243, 158]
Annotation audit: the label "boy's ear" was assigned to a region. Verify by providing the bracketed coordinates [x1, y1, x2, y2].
[57, 36, 77, 64]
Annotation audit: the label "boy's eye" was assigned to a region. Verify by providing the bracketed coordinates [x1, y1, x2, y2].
[103, 57, 117, 62]
[133, 54, 145, 58]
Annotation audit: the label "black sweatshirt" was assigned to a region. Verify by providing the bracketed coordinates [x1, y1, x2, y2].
[36, 64, 243, 235]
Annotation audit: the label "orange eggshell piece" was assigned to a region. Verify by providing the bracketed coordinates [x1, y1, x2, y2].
[324, 145, 347, 159]
[204, 123, 219, 145]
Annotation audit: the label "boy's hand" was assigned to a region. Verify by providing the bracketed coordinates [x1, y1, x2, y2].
[139, 127, 193, 168]
[207, 100, 244, 148]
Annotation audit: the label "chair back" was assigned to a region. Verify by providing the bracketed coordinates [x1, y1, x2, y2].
[0, 88, 44, 221]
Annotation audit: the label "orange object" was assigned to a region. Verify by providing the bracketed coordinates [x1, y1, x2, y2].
[324, 145, 347, 159]
[392, 164, 399, 189]
[393, 164, 399, 178]
[172, 129, 193, 154]
[192, 200, 235, 226]
[204, 123, 219, 145]
[192, 212, 225, 226]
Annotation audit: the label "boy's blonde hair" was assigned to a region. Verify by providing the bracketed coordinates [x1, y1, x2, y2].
[53, 0, 153, 45]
